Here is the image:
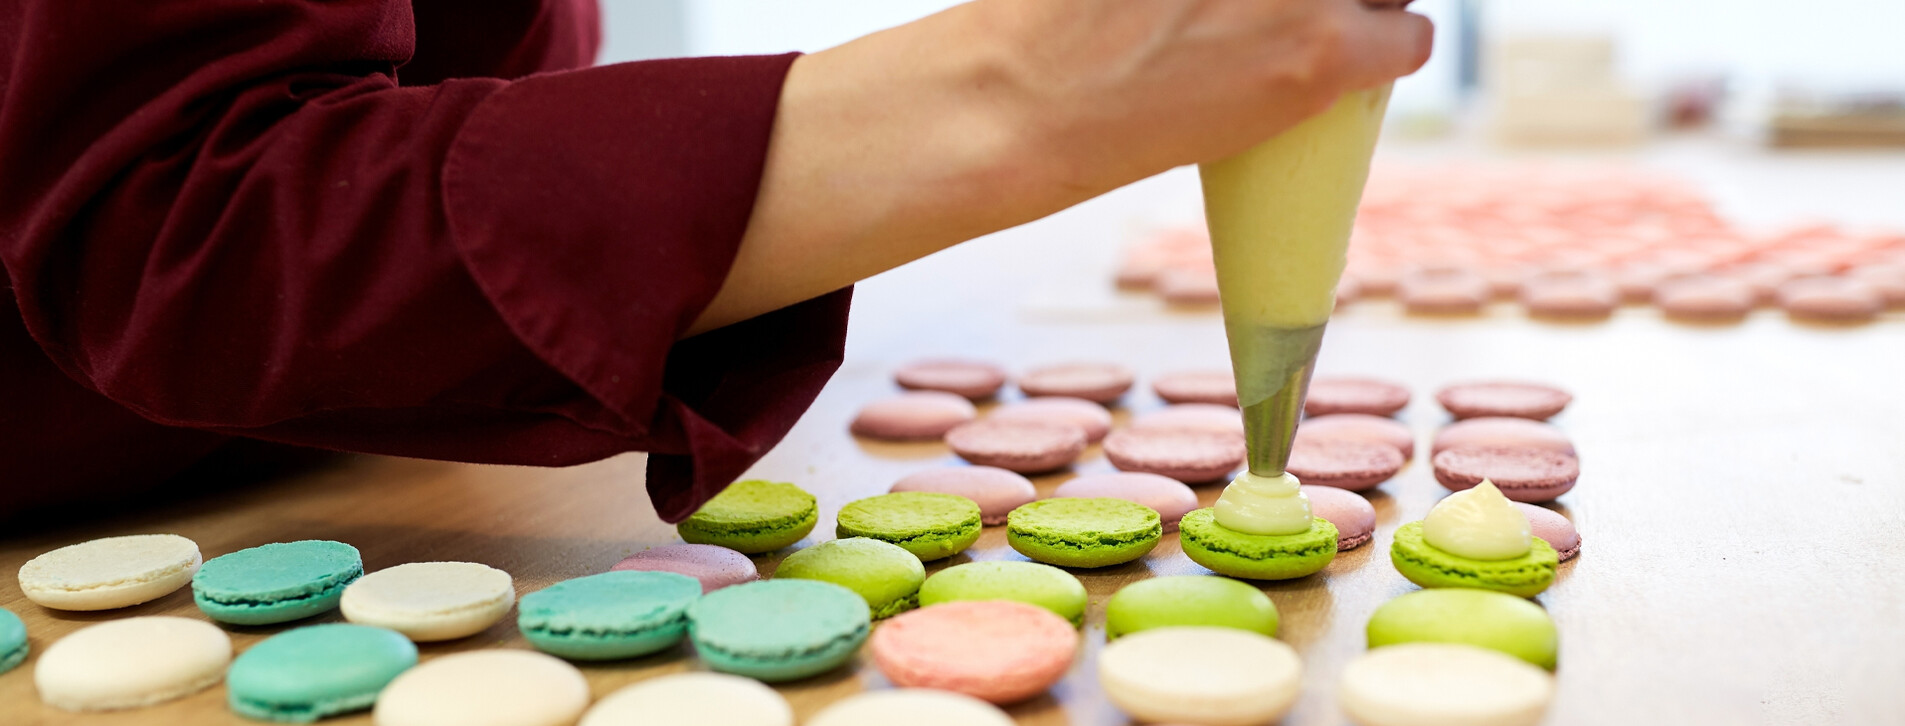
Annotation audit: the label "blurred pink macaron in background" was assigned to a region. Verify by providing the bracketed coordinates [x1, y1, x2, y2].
[1301, 485, 1376, 551]
[945, 420, 1087, 474]
[986, 397, 1113, 443]
[1151, 370, 1238, 407]
[611, 544, 759, 593]
[1054, 473, 1200, 532]
[894, 358, 1009, 400]
[1295, 414, 1415, 461]
[892, 467, 1038, 526]
[1018, 363, 1135, 405]
[851, 392, 977, 441]
[1432, 417, 1576, 457]
[1128, 404, 1245, 439]
[1303, 377, 1411, 418]
[1102, 428, 1246, 484]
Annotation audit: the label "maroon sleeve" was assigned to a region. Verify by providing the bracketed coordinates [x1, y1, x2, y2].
[0, 1, 846, 522]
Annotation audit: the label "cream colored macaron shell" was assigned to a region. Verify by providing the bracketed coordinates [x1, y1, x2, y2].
[36, 616, 231, 711]
[1339, 643, 1555, 726]
[807, 690, 1015, 726]
[342, 562, 515, 641]
[18, 534, 201, 610]
[1098, 626, 1303, 726]
[374, 649, 588, 726]
[581, 672, 793, 726]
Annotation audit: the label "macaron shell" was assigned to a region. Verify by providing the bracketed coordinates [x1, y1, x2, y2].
[1432, 447, 1581, 503]
[1778, 276, 1883, 321]
[1520, 272, 1619, 318]
[1656, 275, 1755, 320]
[890, 467, 1037, 526]
[517, 571, 701, 660]
[1514, 502, 1581, 562]
[1301, 485, 1377, 551]
[1296, 413, 1416, 461]
[1338, 643, 1554, 726]
[850, 392, 978, 441]
[18, 534, 202, 611]
[1303, 377, 1411, 417]
[1098, 626, 1302, 726]
[1104, 575, 1278, 639]
[1365, 589, 1559, 669]
[1053, 472, 1199, 532]
[985, 396, 1113, 443]
[1150, 370, 1238, 407]
[226, 624, 419, 722]
[35, 616, 231, 712]
[893, 359, 1007, 400]
[1285, 438, 1404, 491]
[1128, 404, 1245, 438]
[944, 420, 1087, 474]
[609, 544, 760, 593]
[0, 607, 26, 675]
[1390, 522, 1558, 599]
[916, 561, 1088, 626]
[341, 562, 516, 642]
[580, 673, 794, 726]
[772, 537, 924, 619]
[1436, 382, 1573, 421]
[192, 540, 364, 625]
[372, 650, 589, 726]
[1432, 417, 1576, 457]
[675, 480, 819, 555]
[835, 492, 983, 562]
[1017, 362, 1135, 404]
[870, 600, 1077, 704]
[1006, 498, 1162, 569]
[1178, 510, 1337, 581]
[1102, 427, 1246, 483]
[686, 580, 871, 683]
[806, 690, 1015, 726]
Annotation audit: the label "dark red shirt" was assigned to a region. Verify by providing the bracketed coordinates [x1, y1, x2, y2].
[0, 0, 848, 522]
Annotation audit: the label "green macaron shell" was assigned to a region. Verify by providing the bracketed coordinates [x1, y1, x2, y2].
[1105, 575, 1279, 639]
[0, 607, 26, 675]
[687, 579, 871, 682]
[518, 571, 702, 660]
[1006, 498, 1162, 569]
[226, 624, 419, 722]
[918, 561, 1089, 626]
[834, 492, 983, 561]
[1178, 509, 1338, 581]
[774, 538, 925, 620]
[1389, 521, 1558, 598]
[1367, 588, 1559, 669]
[677, 480, 819, 554]
[193, 540, 364, 625]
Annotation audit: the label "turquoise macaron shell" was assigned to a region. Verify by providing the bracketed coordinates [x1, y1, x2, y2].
[227, 624, 419, 722]
[518, 570, 702, 660]
[688, 579, 871, 682]
[0, 607, 26, 675]
[193, 540, 364, 625]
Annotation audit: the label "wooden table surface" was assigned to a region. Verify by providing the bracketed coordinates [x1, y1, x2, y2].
[5, 148, 1905, 725]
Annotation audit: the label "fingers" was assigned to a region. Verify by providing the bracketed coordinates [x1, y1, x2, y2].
[1335, 4, 1435, 89]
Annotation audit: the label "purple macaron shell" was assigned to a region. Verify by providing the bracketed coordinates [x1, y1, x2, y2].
[1017, 363, 1136, 404]
[610, 544, 760, 593]
[987, 397, 1114, 443]
[1285, 438, 1405, 492]
[1301, 485, 1376, 551]
[1431, 417, 1576, 457]
[1053, 473, 1200, 532]
[1129, 404, 1246, 438]
[1150, 370, 1238, 407]
[1102, 428, 1246, 484]
[1432, 446, 1580, 503]
[851, 392, 978, 441]
[894, 358, 1009, 400]
[1303, 377, 1411, 417]
[945, 420, 1088, 474]
[1435, 381, 1573, 421]
[1513, 502, 1581, 562]
[1295, 413, 1416, 461]
[892, 466, 1039, 526]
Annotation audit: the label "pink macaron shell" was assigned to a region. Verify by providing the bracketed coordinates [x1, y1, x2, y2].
[610, 544, 760, 593]
[1656, 275, 1755, 321]
[892, 467, 1038, 526]
[1301, 485, 1376, 551]
[1294, 413, 1415, 461]
[870, 600, 1077, 705]
[1398, 267, 1490, 315]
[1431, 446, 1580, 503]
[1053, 473, 1200, 532]
[1018, 363, 1136, 405]
[1129, 404, 1246, 438]
[1151, 370, 1238, 407]
[1101, 428, 1246, 484]
[1434, 381, 1573, 421]
[1302, 377, 1412, 418]
[945, 420, 1087, 474]
[851, 392, 978, 441]
[1158, 266, 1223, 306]
[1777, 277, 1884, 322]
[1284, 438, 1405, 492]
[1513, 502, 1581, 562]
[894, 359, 1009, 400]
[1520, 272, 1620, 319]
[987, 397, 1114, 443]
[1432, 417, 1576, 457]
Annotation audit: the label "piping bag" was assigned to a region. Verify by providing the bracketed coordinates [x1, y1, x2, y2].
[1199, 84, 1392, 477]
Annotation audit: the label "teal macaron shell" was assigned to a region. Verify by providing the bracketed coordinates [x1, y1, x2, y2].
[518, 570, 702, 660]
[226, 624, 419, 722]
[193, 540, 364, 625]
[0, 607, 26, 675]
[688, 579, 871, 682]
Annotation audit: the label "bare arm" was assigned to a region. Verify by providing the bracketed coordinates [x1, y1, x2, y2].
[688, 0, 1432, 335]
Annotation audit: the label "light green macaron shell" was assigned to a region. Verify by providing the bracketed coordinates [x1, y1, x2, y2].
[677, 480, 819, 555]
[1006, 498, 1162, 569]
[1105, 575, 1279, 639]
[1389, 521, 1558, 599]
[773, 538, 924, 619]
[834, 492, 983, 561]
[1178, 509, 1337, 581]
[918, 561, 1089, 626]
[1366, 588, 1559, 669]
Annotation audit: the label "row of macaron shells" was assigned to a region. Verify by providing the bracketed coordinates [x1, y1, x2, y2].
[6, 533, 993, 725]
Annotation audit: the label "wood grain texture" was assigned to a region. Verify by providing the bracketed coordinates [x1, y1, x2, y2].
[5, 149, 1905, 725]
